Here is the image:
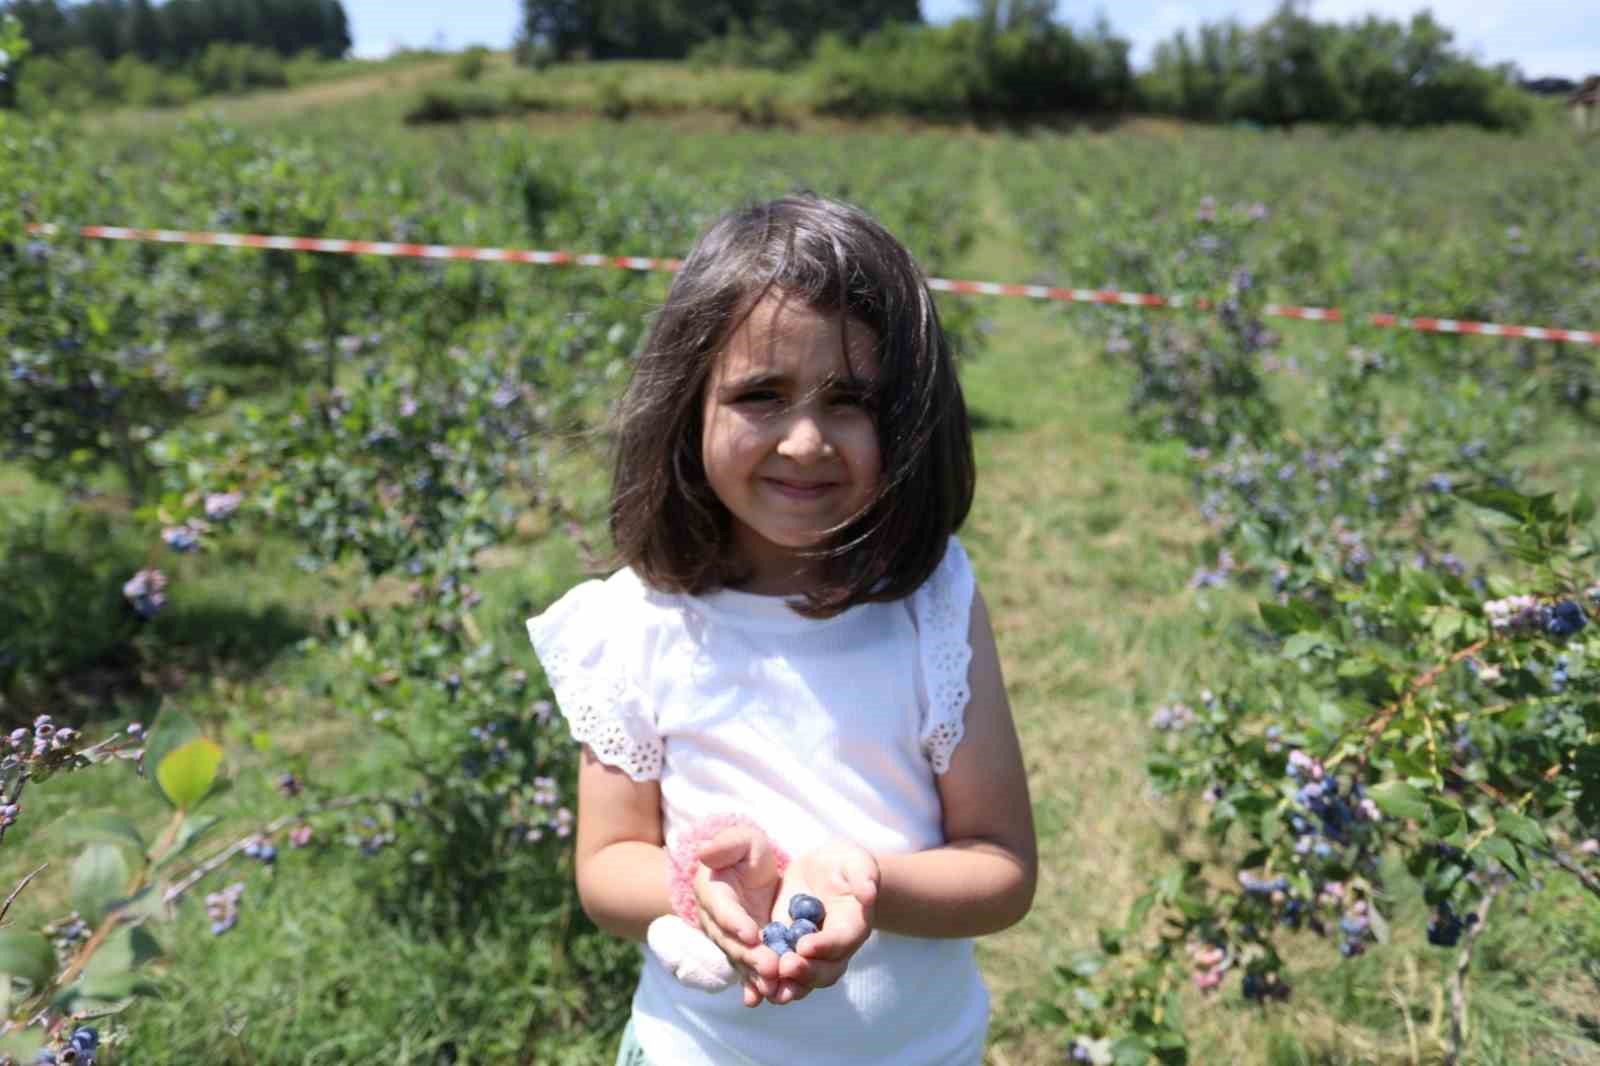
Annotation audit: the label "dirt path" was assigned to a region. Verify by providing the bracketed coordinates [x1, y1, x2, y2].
[956, 139, 1207, 1065]
[90, 57, 459, 131]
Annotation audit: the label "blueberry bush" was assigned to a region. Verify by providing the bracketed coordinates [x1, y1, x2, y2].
[998, 163, 1600, 1061]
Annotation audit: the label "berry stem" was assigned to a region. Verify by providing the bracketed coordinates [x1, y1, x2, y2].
[1329, 639, 1488, 772]
[161, 792, 386, 904]
[1444, 879, 1501, 1066]
[0, 862, 47, 925]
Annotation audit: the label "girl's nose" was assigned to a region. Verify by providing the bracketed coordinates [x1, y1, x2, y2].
[776, 412, 834, 461]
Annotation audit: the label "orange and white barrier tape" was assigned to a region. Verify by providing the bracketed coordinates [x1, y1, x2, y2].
[25, 223, 1600, 347]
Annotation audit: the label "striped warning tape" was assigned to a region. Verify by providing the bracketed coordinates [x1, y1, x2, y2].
[24, 223, 1600, 347]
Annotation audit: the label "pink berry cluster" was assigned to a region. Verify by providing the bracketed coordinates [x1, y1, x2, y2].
[1187, 940, 1230, 991]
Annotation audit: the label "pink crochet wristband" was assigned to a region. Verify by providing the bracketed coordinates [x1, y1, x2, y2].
[667, 814, 790, 927]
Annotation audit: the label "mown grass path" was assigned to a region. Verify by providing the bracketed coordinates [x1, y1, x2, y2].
[952, 139, 1209, 1064]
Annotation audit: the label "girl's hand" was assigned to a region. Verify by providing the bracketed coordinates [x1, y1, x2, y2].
[691, 824, 784, 1007]
[761, 841, 880, 1005]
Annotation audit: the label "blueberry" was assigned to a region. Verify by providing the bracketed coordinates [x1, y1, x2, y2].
[70, 1028, 98, 1052]
[761, 921, 795, 955]
[787, 894, 825, 925]
[789, 917, 819, 941]
[1427, 908, 1465, 947]
[1547, 600, 1587, 639]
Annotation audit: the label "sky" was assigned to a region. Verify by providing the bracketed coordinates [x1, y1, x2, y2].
[345, 1, 1596, 80]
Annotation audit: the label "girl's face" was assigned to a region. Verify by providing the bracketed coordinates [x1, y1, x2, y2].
[701, 292, 882, 595]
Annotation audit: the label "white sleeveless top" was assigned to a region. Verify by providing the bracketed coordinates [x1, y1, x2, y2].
[527, 536, 988, 1065]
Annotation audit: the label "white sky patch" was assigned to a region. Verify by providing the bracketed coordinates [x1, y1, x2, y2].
[927, 0, 1595, 78]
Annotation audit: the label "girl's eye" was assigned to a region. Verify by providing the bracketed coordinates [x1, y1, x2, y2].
[733, 390, 780, 405]
[830, 391, 876, 410]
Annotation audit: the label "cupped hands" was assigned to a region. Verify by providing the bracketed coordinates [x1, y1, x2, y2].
[693, 828, 879, 1008]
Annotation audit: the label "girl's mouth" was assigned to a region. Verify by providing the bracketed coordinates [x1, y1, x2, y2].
[764, 478, 837, 499]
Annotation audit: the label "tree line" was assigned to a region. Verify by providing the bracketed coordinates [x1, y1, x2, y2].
[3, 0, 350, 65]
[519, 0, 1534, 130]
[516, 0, 919, 62]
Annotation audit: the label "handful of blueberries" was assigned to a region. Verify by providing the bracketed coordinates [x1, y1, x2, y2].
[761, 894, 825, 956]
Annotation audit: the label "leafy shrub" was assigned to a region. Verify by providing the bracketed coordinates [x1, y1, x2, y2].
[455, 45, 490, 82]
[403, 84, 509, 124]
[596, 76, 631, 121]
[688, 22, 805, 71]
[193, 43, 288, 96]
[1141, 7, 1532, 131]
[0, 505, 146, 710]
[808, 19, 1135, 120]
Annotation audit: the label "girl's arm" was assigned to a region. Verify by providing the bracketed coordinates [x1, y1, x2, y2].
[573, 745, 671, 942]
[874, 585, 1038, 939]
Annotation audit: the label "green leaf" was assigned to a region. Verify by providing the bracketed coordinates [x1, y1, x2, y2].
[1368, 781, 1429, 822]
[156, 737, 224, 812]
[1337, 657, 1378, 678]
[1572, 492, 1596, 526]
[71, 844, 131, 926]
[1282, 633, 1324, 659]
[76, 970, 162, 1002]
[1459, 486, 1530, 521]
[1031, 1001, 1069, 1026]
[1428, 801, 1467, 841]
[58, 811, 146, 855]
[143, 709, 201, 804]
[80, 925, 163, 983]
[1259, 602, 1300, 636]
[1112, 1035, 1155, 1066]
[1494, 811, 1547, 849]
[0, 930, 55, 987]
[1430, 607, 1465, 642]
[1476, 836, 1527, 879]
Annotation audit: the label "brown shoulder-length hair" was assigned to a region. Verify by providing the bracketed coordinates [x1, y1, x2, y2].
[607, 194, 974, 617]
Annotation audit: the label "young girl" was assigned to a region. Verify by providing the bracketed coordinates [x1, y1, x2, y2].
[527, 194, 1036, 1065]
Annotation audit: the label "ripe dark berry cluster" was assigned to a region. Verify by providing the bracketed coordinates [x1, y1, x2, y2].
[1426, 903, 1478, 947]
[761, 894, 825, 957]
[35, 1027, 99, 1065]
[1240, 969, 1290, 1003]
[1546, 599, 1588, 639]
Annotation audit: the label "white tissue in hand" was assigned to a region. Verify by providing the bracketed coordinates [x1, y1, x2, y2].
[647, 915, 738, 993]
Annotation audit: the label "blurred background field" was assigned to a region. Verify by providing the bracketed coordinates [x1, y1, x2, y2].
[2, 2, 1599, 1063]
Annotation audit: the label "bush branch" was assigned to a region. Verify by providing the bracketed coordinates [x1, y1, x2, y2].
[162, 793, 387, 904]
[1444, 879, 1502, 1066]
[0, 863, 47, 926]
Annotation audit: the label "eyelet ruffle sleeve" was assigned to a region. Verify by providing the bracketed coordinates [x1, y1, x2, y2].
[526, 575, 664, 783]
[911, 536, 976, 774]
